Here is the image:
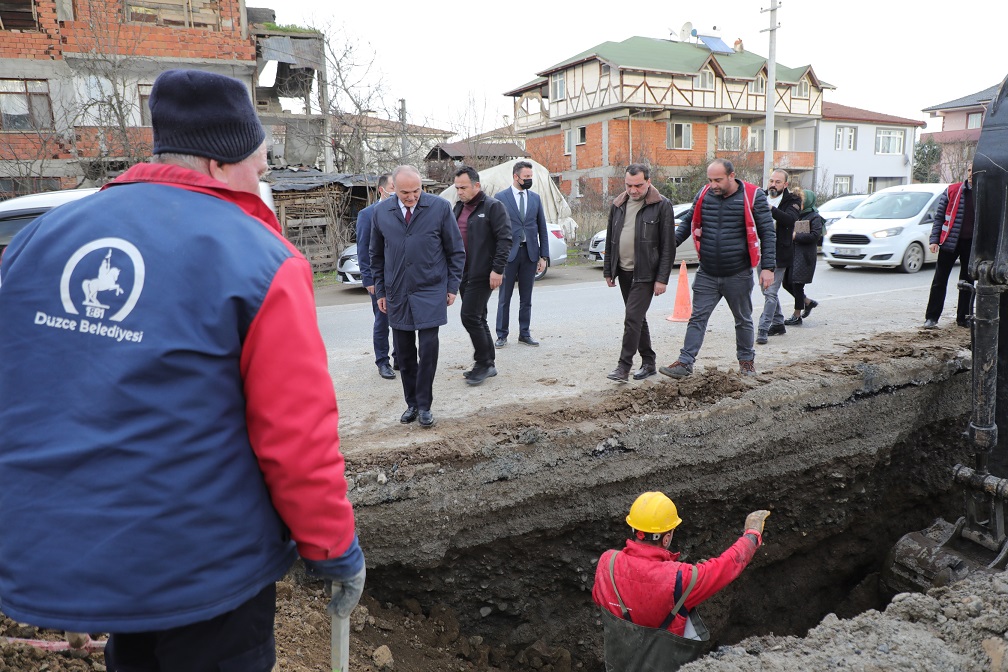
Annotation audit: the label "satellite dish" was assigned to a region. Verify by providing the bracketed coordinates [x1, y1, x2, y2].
[680, 22, 693, 42]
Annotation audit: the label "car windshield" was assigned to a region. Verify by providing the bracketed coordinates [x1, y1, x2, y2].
[847, 192, 933, 220]
[819, 195, 865, 214]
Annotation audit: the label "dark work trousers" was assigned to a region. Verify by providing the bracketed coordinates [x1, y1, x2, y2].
[925, 238, 973, 322]
[460, 273, 495, 368]
[104, 584, 276, 672]
[616, 267, 657, 369]
[368, 290, 395, 368]
[496, 244, 537, 339]
[679, 267, 756, 365]
[392, 326, 439, 411]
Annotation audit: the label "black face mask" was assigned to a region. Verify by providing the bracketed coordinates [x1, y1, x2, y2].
[520, 178, 533, 190]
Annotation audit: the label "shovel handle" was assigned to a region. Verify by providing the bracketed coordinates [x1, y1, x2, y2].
[325, 580, 350, 672]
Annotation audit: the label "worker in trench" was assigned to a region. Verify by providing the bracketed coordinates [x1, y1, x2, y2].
[592, 492, 770, 671]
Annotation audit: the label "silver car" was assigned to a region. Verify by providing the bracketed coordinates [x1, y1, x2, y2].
[588, 203, 695, 265]
[819, 194, 869, 230]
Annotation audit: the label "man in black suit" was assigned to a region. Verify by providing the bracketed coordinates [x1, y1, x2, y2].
[494, 160, 550, 347]
[452, 167, 512, 386]
[371, 165, 466, 429]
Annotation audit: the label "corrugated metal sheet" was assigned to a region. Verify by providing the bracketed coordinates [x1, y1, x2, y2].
[259, 35, 324, 72]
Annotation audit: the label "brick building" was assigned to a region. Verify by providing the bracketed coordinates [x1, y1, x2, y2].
[504, 34, 830, 200]
[0, 1, 328, 198]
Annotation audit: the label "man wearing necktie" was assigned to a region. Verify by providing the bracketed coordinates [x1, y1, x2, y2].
[371, 165, 466, 429]
[494, 161, 550, 347]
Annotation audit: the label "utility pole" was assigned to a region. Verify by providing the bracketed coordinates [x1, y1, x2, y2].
[399, 98, 408, 161]
[761, 0, 780, 185]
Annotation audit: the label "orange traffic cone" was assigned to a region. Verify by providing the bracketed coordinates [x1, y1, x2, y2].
[667, 261, 692, 322]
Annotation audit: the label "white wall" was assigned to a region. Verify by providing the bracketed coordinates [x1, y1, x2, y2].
[816, 120, 914, 194]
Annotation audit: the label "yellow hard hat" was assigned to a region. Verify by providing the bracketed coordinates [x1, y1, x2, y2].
[626, 492, 682, 533]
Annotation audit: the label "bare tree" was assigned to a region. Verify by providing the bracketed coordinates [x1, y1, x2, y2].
[940, 139, 976, 183]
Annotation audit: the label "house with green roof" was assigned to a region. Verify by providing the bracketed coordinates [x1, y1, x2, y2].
[503, 35, 830, 199]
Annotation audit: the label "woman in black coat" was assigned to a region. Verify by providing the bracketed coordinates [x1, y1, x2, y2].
[783, 189, 824, 325]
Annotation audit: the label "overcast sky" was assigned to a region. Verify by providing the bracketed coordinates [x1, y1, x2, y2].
[271, 0, 1005, 137]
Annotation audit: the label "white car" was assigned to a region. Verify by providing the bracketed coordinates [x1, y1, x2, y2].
[588, 203, 696, 265]
[818, 194, 869, 230]
[338, 221, 568, 284]
[0, 188, 100, 252]
[822, 183, 947, 273]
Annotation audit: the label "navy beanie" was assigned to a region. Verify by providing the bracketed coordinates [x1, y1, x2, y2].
[149, 69, 265, 163]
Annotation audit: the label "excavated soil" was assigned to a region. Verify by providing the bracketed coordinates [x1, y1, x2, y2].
[8, 326, 1008, 671]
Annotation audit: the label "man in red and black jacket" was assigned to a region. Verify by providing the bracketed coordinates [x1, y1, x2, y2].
[924, 168, 974, 328]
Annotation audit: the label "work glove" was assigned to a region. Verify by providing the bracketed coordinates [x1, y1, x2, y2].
[326, 566, 366, 619]
[744, 510, 771, 535]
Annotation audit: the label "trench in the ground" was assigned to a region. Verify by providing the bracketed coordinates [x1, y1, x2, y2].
[366, 409, 976, 671]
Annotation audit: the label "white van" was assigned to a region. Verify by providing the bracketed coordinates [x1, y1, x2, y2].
[822, 183, 948, 273]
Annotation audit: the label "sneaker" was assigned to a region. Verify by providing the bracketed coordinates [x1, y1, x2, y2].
[756, 330, 768, 345]
[768, 324, 787, 336]
[659, 361, 693, 379]
[783, 314, 803, 326]
[739, 360, 757, 376]
[802, 299, 819, 319]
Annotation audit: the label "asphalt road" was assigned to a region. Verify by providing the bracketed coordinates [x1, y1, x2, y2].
[316, 258, 961, 439]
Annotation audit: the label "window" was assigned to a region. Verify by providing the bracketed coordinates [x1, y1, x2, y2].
[575, 126, 586, 145]
[564, 129, 573, 155]
[833, 175, 852, 195]
[748, 75, 766, 95]
[0, 0, 39, 30]
[0, 176, 59, 199]
[717, 125, 741, 150]
[794, 79, 809, 99]
[550, 72, 565, 100]
[666, 122, 692, 150]
[138, 84, 152, 126]
[835, 126, 857, 151]
[600, 63, 611, 77]
[0, 79, 53, 131]
[875, 128, 904, 154]
[693, 67, 714, 91]
[749, 128, 779, 151]
[967, 112, 983, 129]
[126, 0, 220, 29]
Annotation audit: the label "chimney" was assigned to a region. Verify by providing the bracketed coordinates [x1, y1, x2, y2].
[733, 38, 744, 53]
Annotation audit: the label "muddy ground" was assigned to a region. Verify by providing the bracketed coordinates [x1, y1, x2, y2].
[6, 266, 1006, 671]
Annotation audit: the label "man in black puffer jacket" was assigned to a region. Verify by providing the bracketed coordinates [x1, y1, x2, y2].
[603, 164, 676, 382]
[659, 158, 776, 378]
[756, 169, 801, 344]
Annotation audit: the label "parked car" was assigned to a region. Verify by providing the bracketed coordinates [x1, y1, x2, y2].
[587, 203, 695, 265]
[821, 183, 948, 273]
[337, 220, 569, 285]
[818, 194, 869, 230]
[0, 188, 100, 253]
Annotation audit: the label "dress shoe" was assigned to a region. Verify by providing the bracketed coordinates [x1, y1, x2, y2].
[518, 335, 539, 346]
[956, 318, 970, 327]
[783, 314, 803, 326]
[607, 367, 630, 383]
[392, 361, 400, 371]
[494, 337, 507, 348]
[659, 361, 693, 378]
[400, 406, 419, 424]
[418, 410, 435, 428]
[756, 330, 768, 345]
[802, 299, 819, 318]
[377, 363, 396, 379]
[768, 323, 786, 336]
[466, 365, 497, 386]
[922, 319, 938, 329]
[633, 364, 658, 380]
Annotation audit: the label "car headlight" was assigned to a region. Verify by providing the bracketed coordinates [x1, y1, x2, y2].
[873, 227, 903, 238]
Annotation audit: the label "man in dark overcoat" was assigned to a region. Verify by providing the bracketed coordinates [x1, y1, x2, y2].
[371, 165, 466, 428]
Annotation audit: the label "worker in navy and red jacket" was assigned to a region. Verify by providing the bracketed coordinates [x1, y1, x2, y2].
[924, 167, 974, 328]
[592, 492, 769, 671]
[0, 69, 363, 672]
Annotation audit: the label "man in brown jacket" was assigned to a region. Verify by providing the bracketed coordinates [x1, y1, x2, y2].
[603, 164, 676, 382]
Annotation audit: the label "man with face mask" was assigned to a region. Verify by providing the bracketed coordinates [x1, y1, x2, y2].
[356, 173, 397, 379]
[755, 169, 801, 345]
[494, 160, 550, 347]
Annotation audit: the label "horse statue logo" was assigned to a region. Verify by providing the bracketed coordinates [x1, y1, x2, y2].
[81, 249, 124, 309]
